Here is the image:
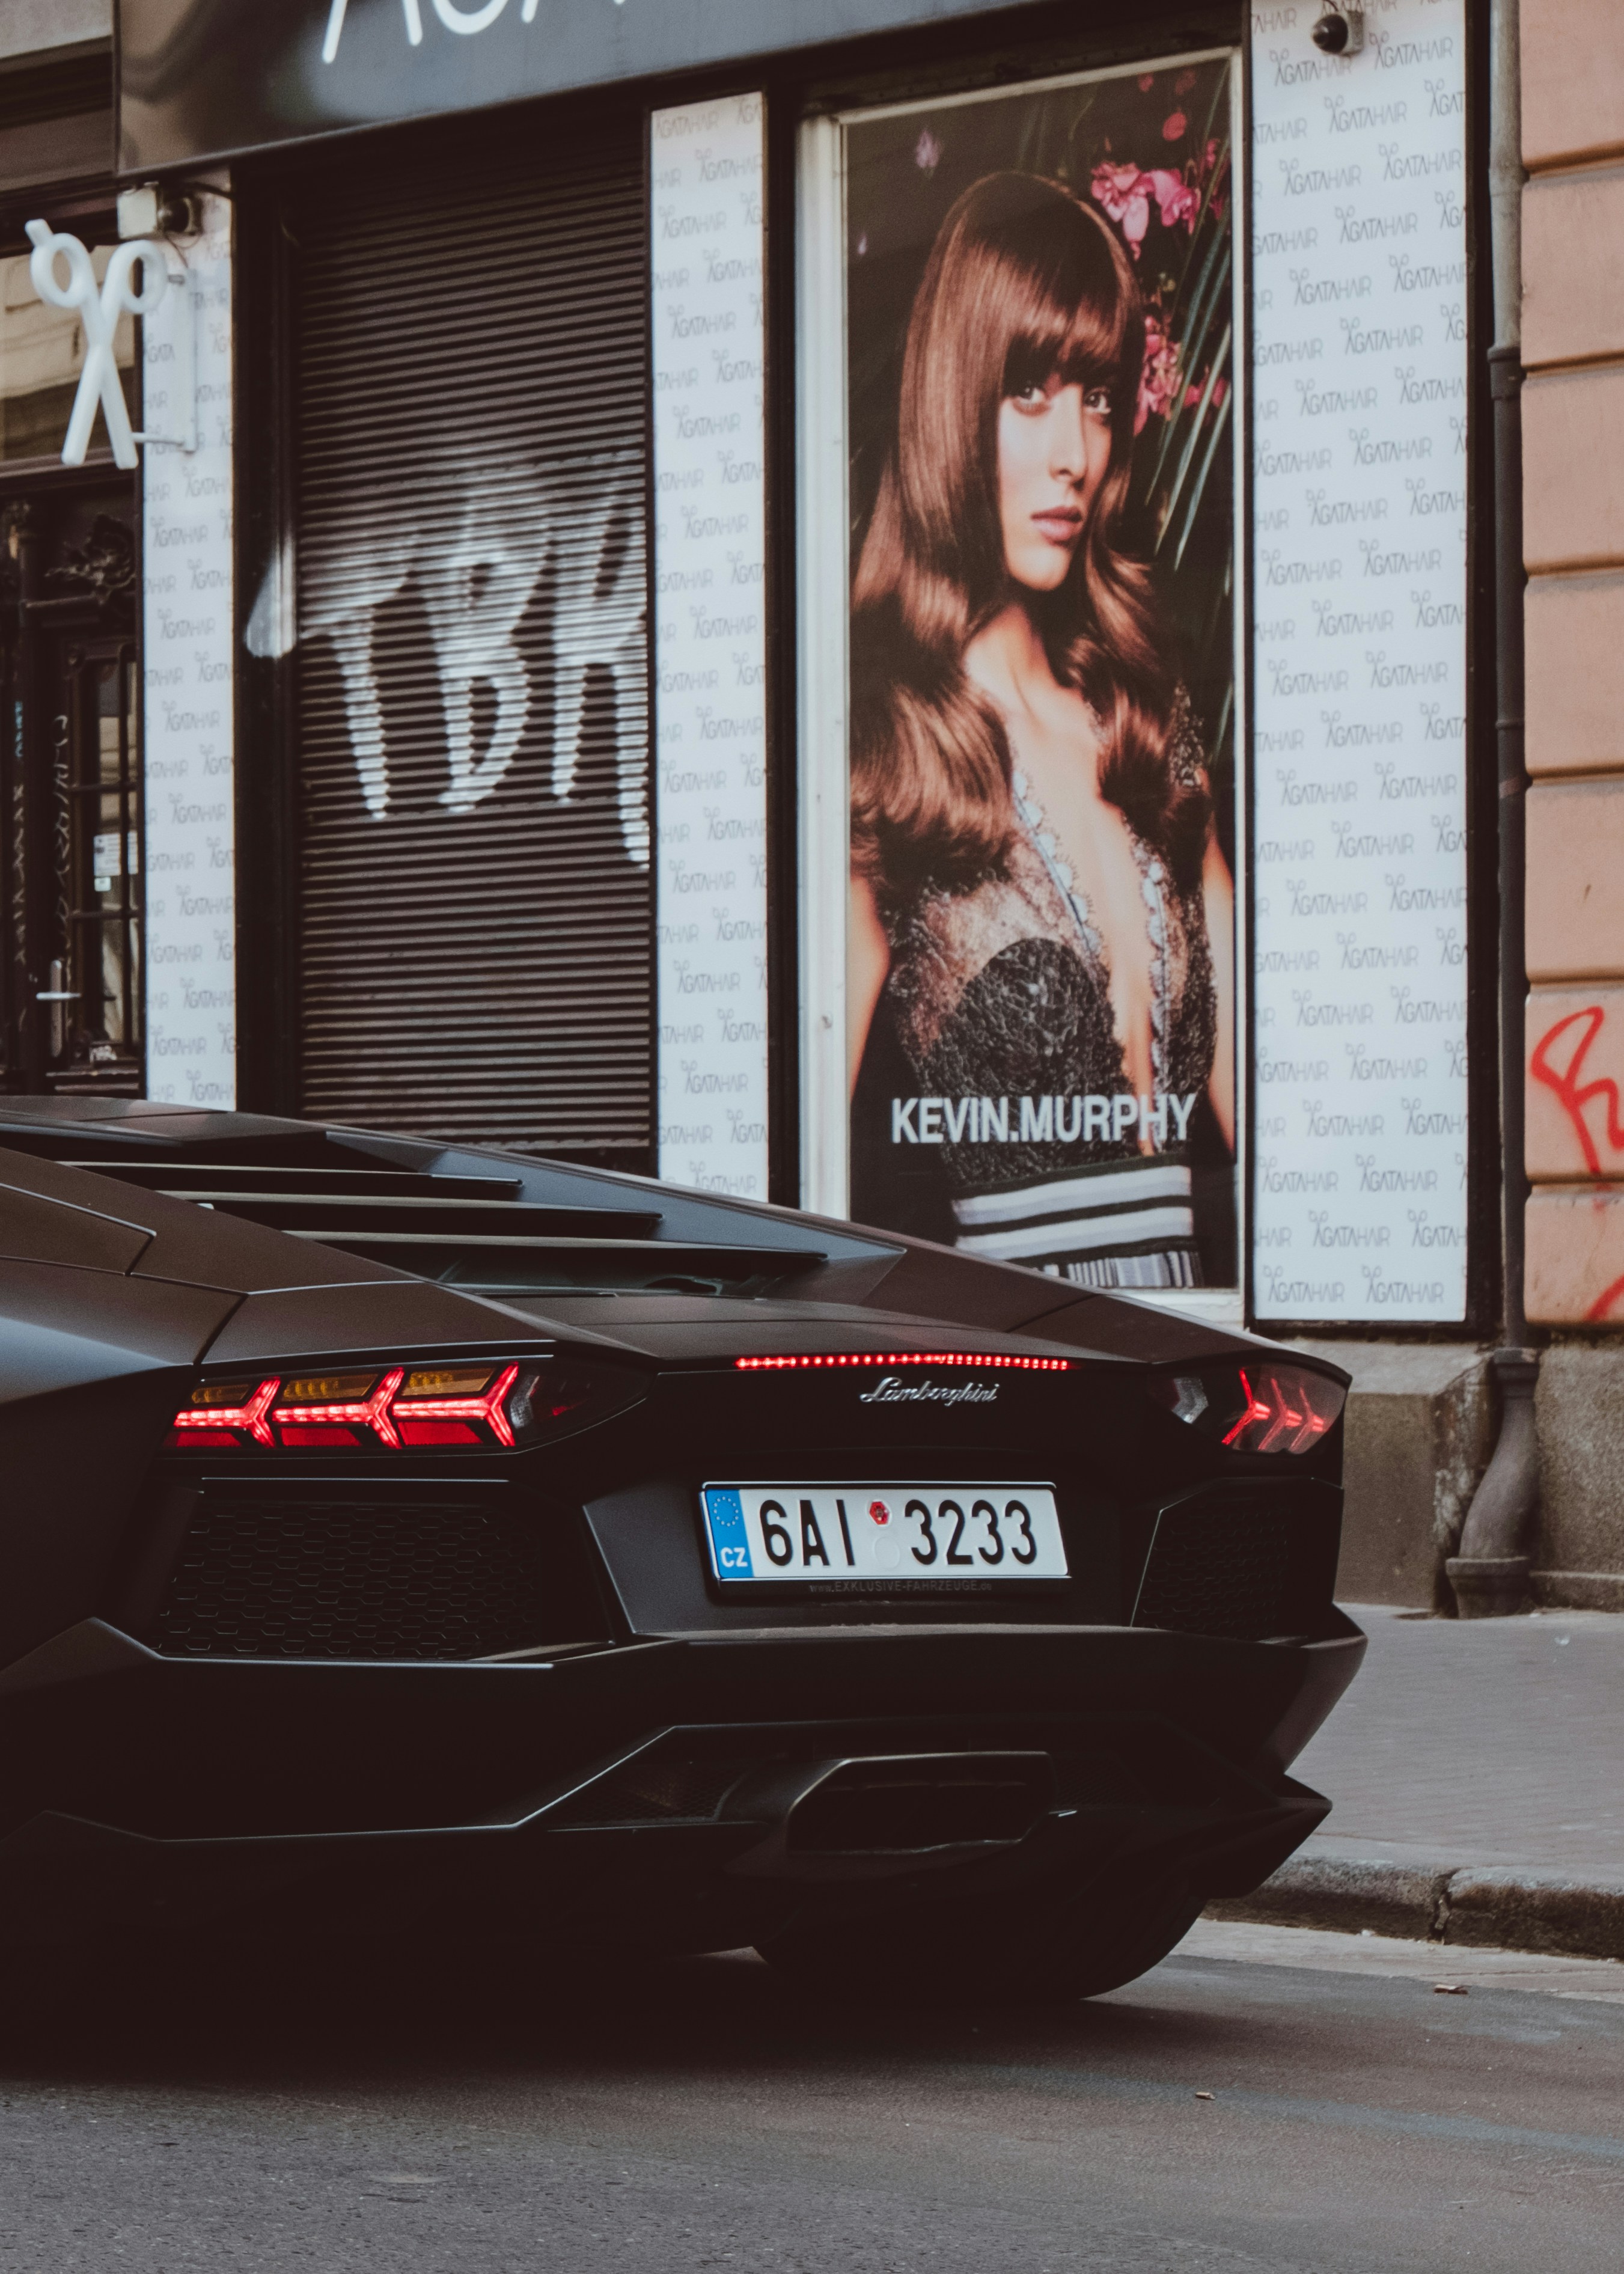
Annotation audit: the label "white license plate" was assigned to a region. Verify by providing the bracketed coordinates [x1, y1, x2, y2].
[700, 1483, 1068, 1584]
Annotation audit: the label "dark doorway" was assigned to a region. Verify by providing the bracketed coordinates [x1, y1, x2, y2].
[0, 484, 142, 1093]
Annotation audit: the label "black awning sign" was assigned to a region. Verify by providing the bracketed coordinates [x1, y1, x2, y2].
[118, 0, 1030, 173]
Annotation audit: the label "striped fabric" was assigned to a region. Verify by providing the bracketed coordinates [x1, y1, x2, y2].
[951, 1157, 1200, 1288]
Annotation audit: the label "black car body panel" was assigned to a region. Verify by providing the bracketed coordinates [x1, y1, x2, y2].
[0, 1099, 1362, 1974]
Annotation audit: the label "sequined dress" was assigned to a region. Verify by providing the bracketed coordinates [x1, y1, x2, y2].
[882, 713, 1219, 1289]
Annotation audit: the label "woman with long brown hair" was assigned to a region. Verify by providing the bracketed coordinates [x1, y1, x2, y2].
[849, 170, 1234, 1289]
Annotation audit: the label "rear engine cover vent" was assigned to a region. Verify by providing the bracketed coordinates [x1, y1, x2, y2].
[152, 1496, 549, 1660]
[69, 1154, 825, 1296]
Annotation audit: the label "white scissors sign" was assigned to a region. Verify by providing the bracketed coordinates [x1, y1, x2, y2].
[24, 221, 179, 470]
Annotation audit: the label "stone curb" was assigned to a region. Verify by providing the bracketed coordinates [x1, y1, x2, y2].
[1204, 1842, 1624, 1963]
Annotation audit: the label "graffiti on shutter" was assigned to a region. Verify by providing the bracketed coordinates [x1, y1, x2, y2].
[246, 441, 648, 865]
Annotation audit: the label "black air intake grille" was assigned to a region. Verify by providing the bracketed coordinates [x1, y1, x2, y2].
[1133, 1492, 1339, 1642]
[151, 1497, 546, 1660]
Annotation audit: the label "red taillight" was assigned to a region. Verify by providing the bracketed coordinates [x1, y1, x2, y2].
[165, 1357, 642, 1454]
[166, 1377, 278, 1449]
[273, 1366, 405, 1449]
[397, 1419, 482, 1446]
[1149, 1361, 1344, 1455]
[392, 1362, 520, 1447]
[1220, 1371, 1276, 1449]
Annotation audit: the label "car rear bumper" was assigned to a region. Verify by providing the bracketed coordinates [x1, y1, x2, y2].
[0, 1613, 1365, 1948]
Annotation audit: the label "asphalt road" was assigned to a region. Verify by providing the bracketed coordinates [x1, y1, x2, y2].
[2, 1922, 1621, 2272]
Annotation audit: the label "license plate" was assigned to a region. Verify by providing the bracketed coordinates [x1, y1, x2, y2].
[700, 1483, 1068, 1584]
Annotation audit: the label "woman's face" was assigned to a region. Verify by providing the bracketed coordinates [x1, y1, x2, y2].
[997, 373, 1114, 593]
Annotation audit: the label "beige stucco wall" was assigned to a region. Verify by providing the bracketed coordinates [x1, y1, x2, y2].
[1522, 0, 1624, 171]
[1522, 0, 1624, 1328]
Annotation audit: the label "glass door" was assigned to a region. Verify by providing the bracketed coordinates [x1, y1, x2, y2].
[0, 489, 142, 1092]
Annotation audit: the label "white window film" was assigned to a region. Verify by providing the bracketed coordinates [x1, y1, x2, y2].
[652, 94, 769, 1202]
[1248, 0, 1468, 1324]
[142, 188, 236, 1108]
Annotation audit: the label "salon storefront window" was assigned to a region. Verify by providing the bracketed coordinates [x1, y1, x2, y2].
[123, 0, 1475, 1337]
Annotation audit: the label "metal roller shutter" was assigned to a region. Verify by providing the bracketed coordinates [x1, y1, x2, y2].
[290, 121, 651, 1163]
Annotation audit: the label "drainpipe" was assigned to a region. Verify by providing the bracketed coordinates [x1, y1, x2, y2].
[1446, 0, 1541, 1619]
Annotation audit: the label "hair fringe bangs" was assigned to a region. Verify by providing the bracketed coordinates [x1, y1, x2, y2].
[1000, 219, 1135, 401]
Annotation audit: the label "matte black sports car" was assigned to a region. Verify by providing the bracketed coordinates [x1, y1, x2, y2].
[0, 1097, 1362, 2000]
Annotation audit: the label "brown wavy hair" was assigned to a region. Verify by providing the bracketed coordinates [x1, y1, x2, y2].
[851, 171, 1209, 899]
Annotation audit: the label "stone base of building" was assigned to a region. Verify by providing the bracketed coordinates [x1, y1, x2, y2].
[1529, 1343, 1624, 1589]
[1531, 1569, 1624, 1612]
[1279, 1337, 1624, 1613]
[1289, 1341, 1492, 1610]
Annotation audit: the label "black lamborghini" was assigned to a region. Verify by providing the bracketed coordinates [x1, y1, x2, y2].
[0, 1096, 1361, 2000]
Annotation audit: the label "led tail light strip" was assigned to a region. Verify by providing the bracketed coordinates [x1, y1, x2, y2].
[734, 1352, 1071, 1372]
[166, 1357, 641, 1454]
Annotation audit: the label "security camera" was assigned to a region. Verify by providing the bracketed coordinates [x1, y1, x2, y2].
[115, 183, 200, 239]
[1311, 3, 1365, 53]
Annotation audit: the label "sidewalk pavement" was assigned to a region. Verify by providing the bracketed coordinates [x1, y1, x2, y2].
[1206, 1604, 1624, 1960]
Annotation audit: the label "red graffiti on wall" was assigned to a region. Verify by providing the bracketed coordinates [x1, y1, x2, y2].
[1528, 1005, 1624, 1319]
[1529, 1006, 1624, 1175]
[1587, 1276, 1624, 1322]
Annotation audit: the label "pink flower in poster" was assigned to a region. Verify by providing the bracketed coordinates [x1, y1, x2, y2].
[1090, 161, 1155, 255]
[915, 127, 942, 173]
[1149, 168, 1200, 234]
[1091, 162, 1201, 255]
[1162, 110, 1188, 141]
[1137, 313, 1180, 435]
[1138, 73, 1156, 91]
[1174, 68, 1197, 94]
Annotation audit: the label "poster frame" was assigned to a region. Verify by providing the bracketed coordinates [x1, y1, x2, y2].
[796, 46, 1249, 1324]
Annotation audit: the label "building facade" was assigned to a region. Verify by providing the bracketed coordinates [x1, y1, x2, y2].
[7, 0, 1608, 1609]
[1516, 0, 1624, 1605]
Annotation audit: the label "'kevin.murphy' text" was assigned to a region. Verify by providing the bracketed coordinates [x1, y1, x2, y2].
[890, 1093, 1200, 1145]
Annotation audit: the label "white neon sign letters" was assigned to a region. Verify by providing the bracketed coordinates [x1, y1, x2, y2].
[320, 0, 578, 64]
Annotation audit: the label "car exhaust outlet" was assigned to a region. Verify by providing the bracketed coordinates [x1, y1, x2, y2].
[788, 1752, 1056, 1854]
[720, 1752, 1057, 1881]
